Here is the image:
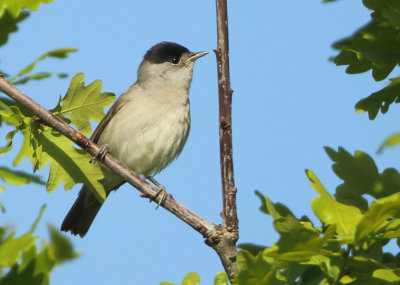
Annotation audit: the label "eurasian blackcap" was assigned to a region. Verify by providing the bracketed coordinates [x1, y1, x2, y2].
[61, 42, 207, 237]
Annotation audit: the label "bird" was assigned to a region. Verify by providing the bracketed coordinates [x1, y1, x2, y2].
[60, 42, 208, 237]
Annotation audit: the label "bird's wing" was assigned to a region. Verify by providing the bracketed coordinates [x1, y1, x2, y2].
[91, 89, 131, 143]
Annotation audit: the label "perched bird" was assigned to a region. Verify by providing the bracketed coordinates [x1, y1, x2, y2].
[61, 42, 207, 237]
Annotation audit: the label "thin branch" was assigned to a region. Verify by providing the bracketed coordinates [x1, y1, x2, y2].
[214, 0, 239, 279]
[0, 74, 216, 239]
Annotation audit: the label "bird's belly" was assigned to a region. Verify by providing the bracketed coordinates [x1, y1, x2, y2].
[98, 102, 190, 177]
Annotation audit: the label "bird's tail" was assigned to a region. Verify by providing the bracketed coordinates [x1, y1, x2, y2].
[61, 186, 103, 238]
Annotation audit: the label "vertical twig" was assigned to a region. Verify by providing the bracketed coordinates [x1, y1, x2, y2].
[212, 0, 239, 280]
[215, 0, 238, 233]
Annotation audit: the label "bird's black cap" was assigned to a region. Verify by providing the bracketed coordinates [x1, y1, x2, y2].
[144, 42, 189, 64]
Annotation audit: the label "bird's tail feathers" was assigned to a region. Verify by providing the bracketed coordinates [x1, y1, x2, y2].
[60, 186, 103, 238]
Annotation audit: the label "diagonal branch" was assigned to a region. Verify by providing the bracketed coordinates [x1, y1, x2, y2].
[213, 0, 239, 280]
[0, 74, 216, 240]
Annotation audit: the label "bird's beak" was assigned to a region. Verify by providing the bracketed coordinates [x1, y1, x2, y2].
[187, 51, 208, 62]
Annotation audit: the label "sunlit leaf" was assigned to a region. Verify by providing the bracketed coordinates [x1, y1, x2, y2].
[59, 73, 115, 135]
[9, 47, 77, 83]
[234, 250, 281, 285]
[355, 192, 400, 243]
[33, 127, 106, 201]
[372, 268, 400, 282]
[306, 169, 363, 242]
[0, 166, 45, 185]
[13, 72, 68, 85]
[255, 190, 295, 218]
[0, 0, 53, 19]
[377, 131, 400, 153]
[0, 10, 29, 47]
[160, 273, 200, 285]
[0, 130, 17, 155]
[262, 196, 335, 261]
[181, 273, 200, 285]
[13, 120, 35, 166]
[0, 232, 35, 268]
[213, 272, 229, 285]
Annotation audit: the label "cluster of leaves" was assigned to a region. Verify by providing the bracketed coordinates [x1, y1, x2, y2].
[332, 0, 400, 120]
[234, 147, 400, 284]
[169, 147, 400, 284]
[0, 0, 113, 201]
[0, 0, 52, 49]
[160, 272, 229, 285]
[0, 73, 115, 201]
[0, 206, 79, 285]
[0, 0, 78, 84]
[0, 2, 105, 285]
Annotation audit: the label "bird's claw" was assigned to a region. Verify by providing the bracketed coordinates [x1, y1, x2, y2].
[90, 144, 109, 163]
[146, 176, 168, 209]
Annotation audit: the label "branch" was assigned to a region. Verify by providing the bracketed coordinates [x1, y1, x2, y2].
[0, 75, 216, 240]
[214, 0, 239, 280]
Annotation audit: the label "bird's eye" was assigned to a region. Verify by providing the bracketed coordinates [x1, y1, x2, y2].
[171, 56, 180, 64]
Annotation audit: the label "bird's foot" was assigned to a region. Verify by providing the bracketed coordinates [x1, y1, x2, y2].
[90, 144, 109, 163]
[147, 176, 168, 209]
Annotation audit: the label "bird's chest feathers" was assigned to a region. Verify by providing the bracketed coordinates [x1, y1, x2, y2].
[102, 93, 190, 175]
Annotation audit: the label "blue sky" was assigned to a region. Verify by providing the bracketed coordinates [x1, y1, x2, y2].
[2, 0, 400, 284]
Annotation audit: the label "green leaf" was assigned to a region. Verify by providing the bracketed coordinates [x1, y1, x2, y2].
[363, 1, 400, 29]
[160, 273, 200, 285]
[378, 132, 400, 153]
[0, 260, 45, 285]
[0, 10, 29, 47]
[13, 120, 35, 167]
[332, 17, 400, 81]
[181, 273, 200, 285]
[0, 166, 45, 185]
[306, 169, 363, 242]
[355, 77, 400, 120]
[0, 205, 45, 268]
[0, 98, 26, 126]
[234, 250, 282, 285]
[372, 268, 400, 282]
[0, 232, 36, 267]
[347, 256, 392, 284]
[9, 47, 77, 83]
[0, 96, 34, 120]
[262, 196, 335, 262]
[0, 0, 53, 18]
[0, 129, 17, 155]
[213, 272, 229, 285]
[264, 218, 335, 261]
[0, 206, 79, 285]
[34, 127, 106, 201]
[355, 192, 400, 243]
[12, 72, 68, 85]
[255, 190, 295, 218]
[59, 73, 115, 135]
[325, 147, 400, 211]
[304, 254, 342, 281]
[47, 224, 80, 264]
[238, 243, 266, 256]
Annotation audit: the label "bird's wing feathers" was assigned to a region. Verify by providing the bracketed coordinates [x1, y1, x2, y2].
[91, 92, 130, 143]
